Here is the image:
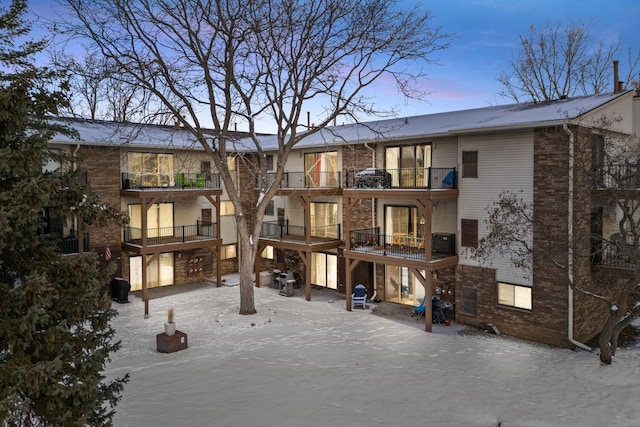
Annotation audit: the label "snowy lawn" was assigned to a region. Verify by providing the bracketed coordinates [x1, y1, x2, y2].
[108, 282, 640, 427]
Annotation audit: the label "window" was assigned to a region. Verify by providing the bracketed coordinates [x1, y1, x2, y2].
[265, 200, 275, 216]
[130, 253, 174, 291]
[44, 149, 62, 172]
[462, 151, 478, 178]
[260, 245, 274, 259]
[498, 282, 532, 310]
[385, 265, 426, 306]
[265, 154, 274, 171]
[304, 151, 338, 187]
[311, 202, 338, 238]
[311, 252, 337, 289]
[221, 244, 237, 259]
[385, 205, 425, 247]
[220, 201, 235, 216]
[127, 152, 174, 187]
[460, 219, 478, 248]
[128, 203, 174, 239]
[227, 156, 236, 171]
[385, 144, 432, 187]
[201, 160, 211, 180]
[461, 286, 477, 316]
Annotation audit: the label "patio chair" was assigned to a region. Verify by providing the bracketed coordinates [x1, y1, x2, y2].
[412, 296, 426, 316]
[351, 284, 367, 309]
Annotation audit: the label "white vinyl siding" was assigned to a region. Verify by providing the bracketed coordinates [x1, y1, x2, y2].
[457, 130, 534, 285]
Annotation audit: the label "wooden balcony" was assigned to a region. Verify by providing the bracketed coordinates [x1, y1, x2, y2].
[259, 220, 342, 251]
[121, 172, 222, 197]
[347, 228, 458, 271]
[122, 222, 220, 255]
[592, 164, 640, 192]
[258, 171, 342, 196]
[591, 240, 638, 278]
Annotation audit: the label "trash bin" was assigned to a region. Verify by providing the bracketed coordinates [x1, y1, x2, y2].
[259, 271, 274, 287]
[110, 277, 131, 303]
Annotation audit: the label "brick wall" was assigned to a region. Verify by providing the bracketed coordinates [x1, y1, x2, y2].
[453, 125, 605, 348]
[78, 145, 122, 251]
[77, 146, 124, 277]
[343, 143, 375, 231]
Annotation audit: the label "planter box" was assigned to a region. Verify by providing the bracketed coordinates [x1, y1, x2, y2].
[156, 330, 188, 353]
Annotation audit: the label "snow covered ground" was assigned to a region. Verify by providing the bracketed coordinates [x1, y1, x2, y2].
[108, 278, 640, 427]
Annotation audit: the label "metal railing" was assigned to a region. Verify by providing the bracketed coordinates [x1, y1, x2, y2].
[345, 167, 457, 189]
[260, 220, 341, 240]
[259, 171, 341, 189]
[349, 228, 426, 260]
[123, 221, 217, 245]
[592, 241, 638, 269]
[592, 164, 640, 190]
[122, 172, 221, 189]
[57, 232, 90, 254]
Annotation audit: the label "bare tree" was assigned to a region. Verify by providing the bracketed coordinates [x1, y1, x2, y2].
[469, 121, 640, 364]
[53, 48, 182, 123]
[59, 0, 451, 314]
[498, 20, 640, 102]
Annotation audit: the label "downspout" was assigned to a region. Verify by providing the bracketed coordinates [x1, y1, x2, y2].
[72, 143, 80, 170]
[364, 142, 377, 292]
[563, 123, 592, 351]
[364, 142, 376, 226]
[73, 143, 81, 236]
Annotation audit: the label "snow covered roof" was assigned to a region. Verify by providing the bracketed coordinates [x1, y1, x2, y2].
[257, 91, 633, 150]
[48, 91, 632, 151]
[48, 118, 205, 149]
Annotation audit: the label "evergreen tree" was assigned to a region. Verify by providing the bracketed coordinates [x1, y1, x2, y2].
[0, 1, 128, 425]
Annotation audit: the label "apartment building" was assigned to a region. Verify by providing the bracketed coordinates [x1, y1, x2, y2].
[254, 90, 639, 347]
[47, 120, 248, 317]
[48, 89, 639, 347]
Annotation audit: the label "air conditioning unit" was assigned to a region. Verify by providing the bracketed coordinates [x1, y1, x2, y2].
[432, 233, 456, 255]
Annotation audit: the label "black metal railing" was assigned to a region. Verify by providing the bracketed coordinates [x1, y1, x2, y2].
[122, 172, 221, 189]
[592, 164, 640, 190]
[258, 171, 341, 189]
[349, 228, 426, 260]
[345, 167, 457, 189]
[57, 232, 90, 254]
[592, 241, 638, 269]
[123, 221, 217, 245]
[260, 220, 341, 240]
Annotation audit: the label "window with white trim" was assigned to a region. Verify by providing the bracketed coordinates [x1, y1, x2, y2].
[497, 282, 532, 310]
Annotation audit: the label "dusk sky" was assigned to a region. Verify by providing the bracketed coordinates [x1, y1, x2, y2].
[386, 0, 640, 117]
[26, 0, 640, 132]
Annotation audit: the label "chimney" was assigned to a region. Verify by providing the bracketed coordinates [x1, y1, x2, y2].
[613, 60, 620, 93]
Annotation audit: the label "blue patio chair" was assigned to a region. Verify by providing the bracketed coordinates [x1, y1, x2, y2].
[351, 284, 367, 309]
[412, 296, 426, 316]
